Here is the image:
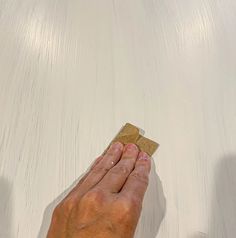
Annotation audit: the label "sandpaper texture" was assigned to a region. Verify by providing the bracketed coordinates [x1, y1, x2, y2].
[103, 123, 159, 156]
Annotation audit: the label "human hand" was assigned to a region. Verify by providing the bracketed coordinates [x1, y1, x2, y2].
[47, 142, 151, 238]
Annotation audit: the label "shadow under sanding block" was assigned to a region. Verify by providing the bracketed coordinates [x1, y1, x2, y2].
[103, 123, 159, 156]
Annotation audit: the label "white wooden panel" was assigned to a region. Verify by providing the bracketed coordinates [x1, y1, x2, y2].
[0, 0, 236, 237]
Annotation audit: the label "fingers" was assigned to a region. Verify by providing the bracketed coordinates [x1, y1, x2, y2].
[97, 143, 139, 193]
[120, 151, 151, 202]
[75, 141, 124, 196]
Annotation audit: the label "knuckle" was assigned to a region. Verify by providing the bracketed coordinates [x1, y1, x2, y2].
[130, 170, 149, 186]
[51, 204, 63, 223]
[61, 198, 76, 211]
[91, 166, 110, 174]
[110, 165, 130, 176]
[52, 204, 61, 216]
[82, 189, 105, 205]
[53, 197, 77, 218]
[128, 195, 142, 209]
[121, 199, 134, 211]
[52, 195, 78, 222]
[106, 150, 117, 157]
[116, 201, 131, 213]
[113, 199, 136, 221]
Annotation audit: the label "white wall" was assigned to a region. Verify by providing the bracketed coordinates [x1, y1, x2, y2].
[0, 0, 236, 237]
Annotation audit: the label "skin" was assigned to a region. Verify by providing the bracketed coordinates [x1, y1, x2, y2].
[47, 142, 151, 238]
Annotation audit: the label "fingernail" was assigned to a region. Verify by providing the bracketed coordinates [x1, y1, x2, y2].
[138, 151, 149, 161]
[111, 141, 123, 151]
[125, 143, 138, 152]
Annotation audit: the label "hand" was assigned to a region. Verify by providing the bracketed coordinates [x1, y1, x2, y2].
[47, 142, 151, 238]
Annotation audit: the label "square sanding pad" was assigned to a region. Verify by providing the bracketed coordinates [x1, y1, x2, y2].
[103, 123, 159, 156]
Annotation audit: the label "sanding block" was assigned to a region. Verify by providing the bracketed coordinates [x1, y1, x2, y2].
[103, 123, 159, 156]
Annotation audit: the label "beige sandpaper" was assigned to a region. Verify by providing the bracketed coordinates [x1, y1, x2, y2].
[103, 123, 159, 156]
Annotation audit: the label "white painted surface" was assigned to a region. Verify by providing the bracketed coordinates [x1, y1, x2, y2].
[0, 0, 236, 237]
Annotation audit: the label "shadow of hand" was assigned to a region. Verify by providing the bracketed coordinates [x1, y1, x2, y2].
[134, 158, 166, 238]
[189, 155, 236, 238]
[0, 177, 12, 238]
[209, 155, 236, 238]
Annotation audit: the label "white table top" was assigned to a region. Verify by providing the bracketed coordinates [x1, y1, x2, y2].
[0, 0, 236, 237]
